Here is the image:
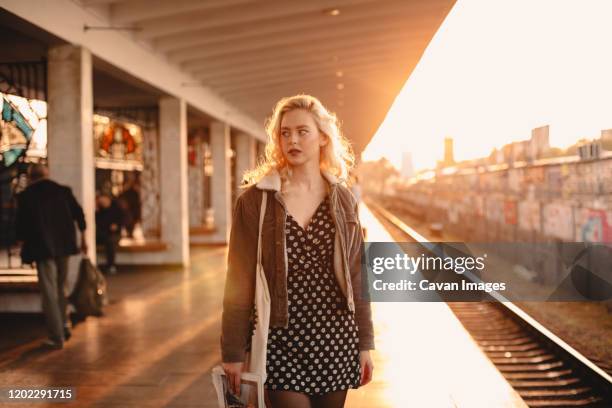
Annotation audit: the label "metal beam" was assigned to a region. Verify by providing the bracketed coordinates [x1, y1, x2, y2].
[190, 40, 413, 80]
[111, 0, 254, 25]
[220, 65, 405, 97]
[167, 15, 420, 64]
[136, 0, 378, 40]
[181, 31, 419, 72]
[216, 64, 398, 95]
[223, 72, 404, 104]
[197, 49, 407, 87]
[153, 0, 420, 53]
[208, 56, 403, 92]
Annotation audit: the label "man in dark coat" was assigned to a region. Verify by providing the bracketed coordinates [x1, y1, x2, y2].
[16, 164, 88, 350]
[118, 179, 141, 238]
[96, 193, 123, 274]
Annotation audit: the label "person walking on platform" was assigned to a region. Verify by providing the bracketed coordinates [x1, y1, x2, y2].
[96, 193, 123, 274]
[15, 164, 87, 350]
[221, 95, 374, 408]
[118, 178, 141, 238]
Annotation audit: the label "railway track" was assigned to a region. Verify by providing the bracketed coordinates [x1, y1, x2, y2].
[368, 201, 612, 408]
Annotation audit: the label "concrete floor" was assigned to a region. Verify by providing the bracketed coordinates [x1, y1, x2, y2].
[0, 205, 526, 407]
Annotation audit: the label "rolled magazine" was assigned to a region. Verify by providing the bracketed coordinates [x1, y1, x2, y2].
[211, 365, 265, 408]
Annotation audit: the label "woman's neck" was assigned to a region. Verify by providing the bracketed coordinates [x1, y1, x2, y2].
[285, 162, 326, 192]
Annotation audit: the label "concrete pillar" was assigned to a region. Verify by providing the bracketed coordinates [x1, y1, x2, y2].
[234, 132, 256, 193]
[188, 130, 205, 228]
[141, 126, 161, 238]
[159, 97, 189, 266]
[47, 44, 95, 263]
[210, 121, 231, 244]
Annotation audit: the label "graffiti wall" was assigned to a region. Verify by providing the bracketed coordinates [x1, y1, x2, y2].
[390, 156, 612, 243]
[518, 200, 541, 232]
[485, 196, 505, 223]
[576, 208, 612, 243]
[543, 202, 574, 240]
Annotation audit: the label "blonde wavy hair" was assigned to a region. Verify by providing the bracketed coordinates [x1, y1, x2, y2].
[242, 94, 355, 187]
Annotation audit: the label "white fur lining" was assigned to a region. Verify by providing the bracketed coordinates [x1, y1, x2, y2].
[255, 168, 339, 191]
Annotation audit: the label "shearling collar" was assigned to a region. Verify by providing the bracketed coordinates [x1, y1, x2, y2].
[255, 168, 339, 192]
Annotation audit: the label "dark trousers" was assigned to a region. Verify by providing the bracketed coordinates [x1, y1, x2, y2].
[98, 232, 120, 269]
[36, 257, 70, 343]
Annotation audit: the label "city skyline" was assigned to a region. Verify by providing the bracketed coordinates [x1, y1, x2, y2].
[363, 0, 612, 171]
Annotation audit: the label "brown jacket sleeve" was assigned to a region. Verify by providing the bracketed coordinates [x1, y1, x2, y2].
[348, 201, 375, 351]
[220, 191, 258, 362]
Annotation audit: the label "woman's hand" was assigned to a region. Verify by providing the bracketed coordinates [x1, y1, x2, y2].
[222, 362, 244, 396]
[359, 350, 374, 386]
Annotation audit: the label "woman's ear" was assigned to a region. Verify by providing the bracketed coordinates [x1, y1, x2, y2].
[319, 134, 329, 147]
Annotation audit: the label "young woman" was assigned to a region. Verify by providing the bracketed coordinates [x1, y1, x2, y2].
[221, 94, 374, 408]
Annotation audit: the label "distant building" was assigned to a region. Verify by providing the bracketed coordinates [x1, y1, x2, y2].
[507, 140, 529, 164]
[494, 126, 549, 165]
[529, 125, 550, 160]
[496, 147, 506, 164]
[601, 129, 612, 151]
[401, 151, 414, 179]
[578, 141, 602, 160]
[443, 137, 455, 166]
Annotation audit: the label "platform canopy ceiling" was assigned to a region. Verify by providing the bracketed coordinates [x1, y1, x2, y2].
[79, 0, 456, 154]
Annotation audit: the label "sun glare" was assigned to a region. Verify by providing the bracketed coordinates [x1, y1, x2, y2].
[363, 0, 612, 171]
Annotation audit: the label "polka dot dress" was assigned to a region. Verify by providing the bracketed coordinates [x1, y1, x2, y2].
[265, 195, 361, 396]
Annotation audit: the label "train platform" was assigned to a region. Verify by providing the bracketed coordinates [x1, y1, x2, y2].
[0, 204, 526, 408]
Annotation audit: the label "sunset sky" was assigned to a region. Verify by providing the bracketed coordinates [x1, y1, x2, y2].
[362, 0, 612, 171]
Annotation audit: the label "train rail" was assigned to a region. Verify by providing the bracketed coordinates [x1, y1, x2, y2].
[367, 201, 612, 408]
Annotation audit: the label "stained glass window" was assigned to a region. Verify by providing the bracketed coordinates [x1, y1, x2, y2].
[0, 93, 47, 268]
[0, 92, 47, 168]
[93, 114, 143, 163]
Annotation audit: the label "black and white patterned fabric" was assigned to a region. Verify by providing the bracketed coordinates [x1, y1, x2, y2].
[264, 195, 361, 396]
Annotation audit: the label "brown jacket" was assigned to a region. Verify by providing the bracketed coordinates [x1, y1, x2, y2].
[221, 169, 375, 362]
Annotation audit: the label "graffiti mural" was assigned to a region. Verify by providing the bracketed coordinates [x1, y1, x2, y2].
[543, 203, 574, 240]
[518, 200, 541, 232]
[485, 196, 504, 223]
[577, 209, 612, 243]
[504, 200, 518, 225]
